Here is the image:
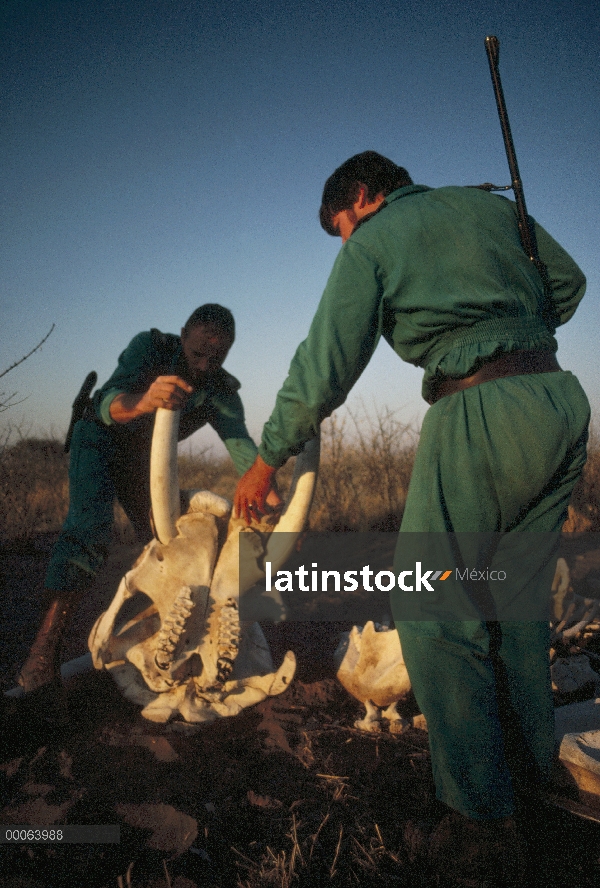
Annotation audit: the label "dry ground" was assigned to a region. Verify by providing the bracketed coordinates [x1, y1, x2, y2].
[1, 536, 600, 888]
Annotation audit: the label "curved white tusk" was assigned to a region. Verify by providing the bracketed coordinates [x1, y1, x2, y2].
[212, 436, 320, 607]
[150, 408, 181, 544]
[264, 435, 320, 573]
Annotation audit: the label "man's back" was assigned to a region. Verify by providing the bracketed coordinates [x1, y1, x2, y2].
[314, 183, 585, 405]
[337, 184, 585, 358]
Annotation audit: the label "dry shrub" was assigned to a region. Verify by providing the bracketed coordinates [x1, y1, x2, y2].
[0, 438, 241, 544]
[310, 406, 417, 532]
[178, 448, 239, 502]
[568, 428, 600, 531]
[0, 435, 69, 541]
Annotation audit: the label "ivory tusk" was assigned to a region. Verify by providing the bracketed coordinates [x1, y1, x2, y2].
[150, 408, 181, 544]
[264, 436, 320, 573]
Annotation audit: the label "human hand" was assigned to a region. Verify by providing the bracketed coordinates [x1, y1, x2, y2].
[234, 456, 278, 525]
[109, 376, 194, 423]
[140, 376, 194, 413]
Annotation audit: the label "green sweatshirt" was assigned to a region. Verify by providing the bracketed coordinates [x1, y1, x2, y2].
[259, 184, 585, 468]
[92, 328, 257, 476]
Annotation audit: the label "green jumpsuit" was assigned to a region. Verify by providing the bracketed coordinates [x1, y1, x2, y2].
[258, 184, 590, 819]
[46, 329, 257, 593]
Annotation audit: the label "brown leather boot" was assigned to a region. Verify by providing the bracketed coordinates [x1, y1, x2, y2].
[18, 590, 83, 693]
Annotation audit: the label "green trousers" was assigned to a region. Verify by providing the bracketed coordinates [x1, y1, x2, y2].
[46, 419, 152, 592]
[392, 370, 589, 819]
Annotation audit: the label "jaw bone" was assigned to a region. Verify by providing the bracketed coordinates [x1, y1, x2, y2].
[89, 408, 319, 723]
[334, 621, 412, 733]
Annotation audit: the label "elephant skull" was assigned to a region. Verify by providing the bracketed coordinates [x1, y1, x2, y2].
[88, 409, 319, 723]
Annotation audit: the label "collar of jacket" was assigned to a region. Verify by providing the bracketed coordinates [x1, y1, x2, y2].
[205, 368, 241, 394]
[350, 184, 432, 237]
[385, 183, 432, 204]
[184, 368, 241, 403]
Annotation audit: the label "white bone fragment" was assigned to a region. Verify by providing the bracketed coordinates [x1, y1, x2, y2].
[353, 699, 381, 732]
[334, 621, 411, 733]
[187, 490, 231, 517]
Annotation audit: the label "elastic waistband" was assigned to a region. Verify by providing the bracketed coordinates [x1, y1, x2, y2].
[425, 317, 551, 367]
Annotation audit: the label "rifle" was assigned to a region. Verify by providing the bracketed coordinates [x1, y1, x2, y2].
[484, 35, 551, 298]
[64, 371, 97, 453]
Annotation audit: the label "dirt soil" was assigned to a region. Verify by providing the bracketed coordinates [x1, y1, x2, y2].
[1, 534, 600, 887]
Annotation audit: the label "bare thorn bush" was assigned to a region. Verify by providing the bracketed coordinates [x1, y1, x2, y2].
[310, 405, 417, 531]
[178, 448, 239, 502]
[0, 325, 55, 414]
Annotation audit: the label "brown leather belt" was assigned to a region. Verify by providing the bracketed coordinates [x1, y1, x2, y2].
[429, 349, 561, 405]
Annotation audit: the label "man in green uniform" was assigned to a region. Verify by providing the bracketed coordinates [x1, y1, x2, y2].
[19, 303, 261, 695]
[234, 152, 589, 882]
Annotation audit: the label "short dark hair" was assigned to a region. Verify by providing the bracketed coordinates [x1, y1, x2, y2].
[183, 304, 235, 340]
[319, 151, 413, 235]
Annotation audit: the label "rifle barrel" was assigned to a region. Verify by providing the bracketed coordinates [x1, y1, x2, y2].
[484, 35, 551, 297]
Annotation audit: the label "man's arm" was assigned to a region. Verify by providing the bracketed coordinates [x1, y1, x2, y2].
[235, 241, 384, 520]
[210, 389, 283, 515]
[109, 376, 193, 423]
[234, 455, 278, 524]
[534, 220, 586, 329]
[206, 387, 261, 476]
[94, 331, 191, 425]
[259, 241, 383, 469]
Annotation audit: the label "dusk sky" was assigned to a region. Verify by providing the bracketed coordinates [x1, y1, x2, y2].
[2, 0, 598, 458]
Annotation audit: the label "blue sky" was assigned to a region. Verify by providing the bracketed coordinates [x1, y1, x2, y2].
[1, 0, 598, 456]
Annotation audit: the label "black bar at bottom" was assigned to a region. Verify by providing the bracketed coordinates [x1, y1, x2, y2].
[1, 825, 120, 843]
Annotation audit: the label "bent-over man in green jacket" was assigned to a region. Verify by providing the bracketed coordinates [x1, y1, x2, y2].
[20, 303, 262, 696]
[234, 152, 589, 885]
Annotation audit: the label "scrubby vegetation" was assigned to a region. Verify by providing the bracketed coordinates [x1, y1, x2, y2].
[0, 436, 70, 542]
[569, 428, 600, 531]
[310, 407, 417, 532]
[0, 411, 599, 543]
[0, 407, 418, 542]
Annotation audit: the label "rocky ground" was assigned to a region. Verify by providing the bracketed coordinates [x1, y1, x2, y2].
[1, 534, 600, 887]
